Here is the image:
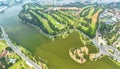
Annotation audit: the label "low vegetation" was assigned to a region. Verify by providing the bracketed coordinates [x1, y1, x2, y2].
[19, 3, 104, 39]
[0, 40, 33, 69]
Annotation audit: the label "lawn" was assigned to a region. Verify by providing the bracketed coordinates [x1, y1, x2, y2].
[0, 40, 8, 53]
[90, 8, 103, 34]
[55, 12, 74, 25]
[30, 10, 54, 34]
[9, 60, 33, 69]
[87, 8, 95, 18]
[21, 4, 104, 38]
[38, 11, 64, 30]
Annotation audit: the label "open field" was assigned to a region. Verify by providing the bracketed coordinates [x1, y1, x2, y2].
[19, 3, 104, 38]
[9, 60, 33, 69]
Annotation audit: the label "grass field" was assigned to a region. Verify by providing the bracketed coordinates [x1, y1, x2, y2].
[20, 3, 104, 38]
[30, 10, 54, 34]
[0, 40, 8, 53]
[37, 11, 64, 30]
[90, 8, 103, 34]
[9, 60, 33, 69]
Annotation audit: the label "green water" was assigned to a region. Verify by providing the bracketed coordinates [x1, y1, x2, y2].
[0, 5, 120, 69]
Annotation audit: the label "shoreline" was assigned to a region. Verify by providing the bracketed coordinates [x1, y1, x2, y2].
[22, 21, 76, 40]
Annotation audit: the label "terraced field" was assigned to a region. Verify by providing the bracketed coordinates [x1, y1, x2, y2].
[19, 3, 104, 39]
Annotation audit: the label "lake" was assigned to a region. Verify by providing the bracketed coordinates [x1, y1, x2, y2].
[0, 4, 120, 69]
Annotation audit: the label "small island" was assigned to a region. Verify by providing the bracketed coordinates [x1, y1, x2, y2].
[18, 2, 120, 69]
[0, 0, 120, 69]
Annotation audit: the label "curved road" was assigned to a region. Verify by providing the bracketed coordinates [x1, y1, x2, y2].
[0, 25, 42, 69]
[92, 38, 120, 62]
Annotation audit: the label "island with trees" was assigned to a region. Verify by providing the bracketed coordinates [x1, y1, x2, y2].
[18, 2, 120, 68]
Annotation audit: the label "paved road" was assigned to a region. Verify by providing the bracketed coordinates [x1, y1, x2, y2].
[91, 29, 120, 62]
[85, 19, 120, 62]
[0, 25, 42, 69]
